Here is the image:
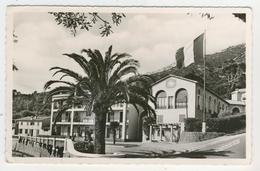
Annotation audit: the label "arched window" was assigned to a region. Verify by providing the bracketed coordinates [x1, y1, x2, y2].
[217, 102, 221, 113]
[197, 89, 201, 110]
[156, 91, 167, 109]
[232, 107, 240, 114]
[208, 96, 212, 114]
[213, 99, 216, 113]
[175, 89, 188, 108]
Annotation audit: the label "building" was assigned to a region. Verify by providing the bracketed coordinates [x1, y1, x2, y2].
[49, 74, 246, 143]
[226, 88, 246, 115]
[147, 74, 231, 142]
[16, 116, 51, 136]
[50, 94, 141, 142]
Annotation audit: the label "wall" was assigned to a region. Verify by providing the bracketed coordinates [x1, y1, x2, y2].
[195, 85, 229, 119]
[228, 104, 246, 114]
[151, 76, 196, 124]
[18, 121, 51, 136]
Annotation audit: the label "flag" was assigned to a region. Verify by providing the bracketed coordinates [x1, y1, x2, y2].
[175, 33, 204, 68]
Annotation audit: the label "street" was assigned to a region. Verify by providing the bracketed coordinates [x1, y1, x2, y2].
[105, 133, 246, 158]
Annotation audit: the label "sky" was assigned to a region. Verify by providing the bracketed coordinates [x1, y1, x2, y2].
[13, 12, 246, 94]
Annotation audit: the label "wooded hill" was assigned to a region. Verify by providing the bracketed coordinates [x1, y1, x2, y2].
[149, 44, 246, 99]
[12, 90, 51, 120]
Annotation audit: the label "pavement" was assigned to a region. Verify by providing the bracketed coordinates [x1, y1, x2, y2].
[12, 133, 246, 158]
[105, 133, 246, 158]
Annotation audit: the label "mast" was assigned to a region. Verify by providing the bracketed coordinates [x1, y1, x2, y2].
[202, 29, 206, 133]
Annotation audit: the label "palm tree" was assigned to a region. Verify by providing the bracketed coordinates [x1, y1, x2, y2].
[44, 45, 156, 154]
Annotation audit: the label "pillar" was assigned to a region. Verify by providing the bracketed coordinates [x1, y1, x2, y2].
[202, 122, 206, 133]
[170, 125, 173, 142]
[180, 122, 185, 132]
[121, 103, 127, 141]
[149, 125, 152, 142]
[159, 125, 162, 141]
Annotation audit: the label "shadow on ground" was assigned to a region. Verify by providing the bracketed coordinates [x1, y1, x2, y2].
[118, 149, 232, 158]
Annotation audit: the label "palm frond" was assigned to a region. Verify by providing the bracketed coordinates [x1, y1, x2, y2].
[50, 66, 83, 81]
[44, 80, 75, 90]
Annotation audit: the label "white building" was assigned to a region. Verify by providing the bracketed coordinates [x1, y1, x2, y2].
[147, 74, 230, 142]
[50, 94, 141, 142]
[16, 116, 51, 136]
[226, 88, 246, 114]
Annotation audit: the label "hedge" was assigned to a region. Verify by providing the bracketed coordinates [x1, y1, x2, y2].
[185, 114, 246, 133]
[74, 141, 94, 153]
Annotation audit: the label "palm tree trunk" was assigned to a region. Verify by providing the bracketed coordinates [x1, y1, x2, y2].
[94, 110, 107, 154]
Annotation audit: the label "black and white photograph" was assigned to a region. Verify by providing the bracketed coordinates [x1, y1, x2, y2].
[5, 6, 251, 163]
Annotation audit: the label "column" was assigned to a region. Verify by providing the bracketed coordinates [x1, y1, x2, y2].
[180, 122, 185, 132]
[50, 98, 54, 135]
[121, 103, 127, 141]
[149, 125, 152, 142]
[159, 125, 162, 141]
[70, 110, 74, 137]
[170, 125, 173, 142]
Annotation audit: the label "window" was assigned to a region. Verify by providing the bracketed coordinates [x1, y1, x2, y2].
[19, 129, 22, 134]
[157, 115, 163, 124]
[217, 102, 221, 113]
[106, 127, 110, 138]
[20, 122, 23, 125]
[197, 96, 200, 110]
[25, 129, 28, 134]
[168, 96, 174, 109]
[107, 113, 110, 122]
[175, 89, 188, 108]
[75, 101, 84, 109]
[222, 104, 224, 110]
[213, 99, 216, 112]
[53, 100, 59, 109]
[156, 91, 167, 109]
[119, 112, 123, 122]
[107, 112, 114, 122]
[208, 96, 212, 113]
[30, 122, 34, 125]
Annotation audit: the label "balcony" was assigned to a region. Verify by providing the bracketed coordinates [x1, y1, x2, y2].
[111, 103, 124, 110]
[73, 111, 94, 124]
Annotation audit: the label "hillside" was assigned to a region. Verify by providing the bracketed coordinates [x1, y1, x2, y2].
[149, 44, 246, 98]
[12, 90, 51, 120]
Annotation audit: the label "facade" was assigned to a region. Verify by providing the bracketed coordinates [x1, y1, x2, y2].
[226, 88, 246, 115]
[16, 116, 51, 136]
[147, 74, 231, 142]
[50, 94, 141, 142]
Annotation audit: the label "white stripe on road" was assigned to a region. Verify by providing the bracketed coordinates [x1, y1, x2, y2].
[215, 139, 240, 152]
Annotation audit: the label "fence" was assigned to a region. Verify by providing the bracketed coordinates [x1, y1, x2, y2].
[12, 135, 66, 157]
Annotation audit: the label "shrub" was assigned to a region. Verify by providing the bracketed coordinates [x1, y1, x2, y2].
[74, 141, 94, 153]
[184, 118, 202, 132]
[207, 114, 245, 133]
[185, 114, 246, 133]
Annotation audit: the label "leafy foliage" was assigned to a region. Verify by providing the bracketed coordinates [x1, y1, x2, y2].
[49, 12, 125, 36]
[12, 90, 51, 120]
[185, 114, 246, 133]
[74, 141, 94, 153]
